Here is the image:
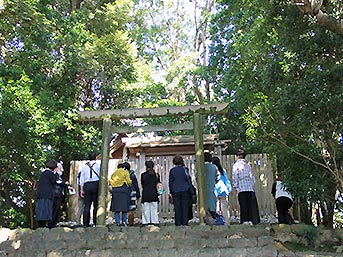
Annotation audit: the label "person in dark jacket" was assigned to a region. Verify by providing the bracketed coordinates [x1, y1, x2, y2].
[123, 162, 141, 226]
[141, 160, 160, 226]
[49, 162, 70, 228]
[169, 155, 192, 226]
[35, 160, 59, 228]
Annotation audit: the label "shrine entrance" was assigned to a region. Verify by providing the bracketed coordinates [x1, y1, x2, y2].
[77, 103, 229, 225]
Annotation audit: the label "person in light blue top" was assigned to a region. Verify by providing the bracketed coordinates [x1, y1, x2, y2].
[212, 156, 232, 224]
[204, 152, 221, 219]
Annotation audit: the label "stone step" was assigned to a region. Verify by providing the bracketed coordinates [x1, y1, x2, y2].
[0, 224, 276, 257]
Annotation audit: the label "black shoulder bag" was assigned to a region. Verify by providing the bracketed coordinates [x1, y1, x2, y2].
[183, 167, 197, 204]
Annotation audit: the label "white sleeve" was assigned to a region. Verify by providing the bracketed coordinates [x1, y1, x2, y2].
[79, 165, 87, 186]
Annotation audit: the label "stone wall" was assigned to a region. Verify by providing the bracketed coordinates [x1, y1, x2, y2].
[0, 224, 342, 257]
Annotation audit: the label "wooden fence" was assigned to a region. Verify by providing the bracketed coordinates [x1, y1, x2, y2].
[69, 154, 275, 222]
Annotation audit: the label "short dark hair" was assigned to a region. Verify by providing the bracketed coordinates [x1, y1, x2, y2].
[204, 152, 213, 162]
[46, 160, 58, 170]
[122, 162, 131, 171]
[88, 151, 98, 160]
[117, 163, 125, 169]
[236, 149, 246, 159]
[172, 155, 184, 166]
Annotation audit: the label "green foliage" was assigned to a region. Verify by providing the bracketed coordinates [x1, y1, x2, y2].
[1, 208, 27, 229]
[295, 225, 319, 248]
[130, 0, 217, 105]
[1, 0, 341, 229]
[0, 0, 139, 228]
[209, 0, 343, 226]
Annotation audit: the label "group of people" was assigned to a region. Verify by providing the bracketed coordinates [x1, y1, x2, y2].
[168, 152, 232, 226]
[36, 149, 294, 228]
[232, 149, 294, 225]
[167, 150, 262, 226]
[108, 161, 141, 226]
[35, 160, 73, 228]
[109, 159, 163, 227]
[78, 157, 160, 227]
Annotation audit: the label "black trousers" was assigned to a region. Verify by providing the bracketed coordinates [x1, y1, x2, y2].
[238, 191, 260, 225]
[48, 196, 62, 228]
[172, 190, 191, 226]
[83, 181, 99, 227]
[276, 196, 294, 224]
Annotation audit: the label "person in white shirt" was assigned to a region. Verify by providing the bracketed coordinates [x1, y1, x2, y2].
[271, 177, 295, 224]
[79, 152, 101, 227]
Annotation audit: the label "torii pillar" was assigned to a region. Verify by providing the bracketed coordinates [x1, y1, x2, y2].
[78, 103, 228, 226]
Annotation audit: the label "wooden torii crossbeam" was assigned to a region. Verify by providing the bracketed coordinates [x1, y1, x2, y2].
[78, 103, 228, 120]
[78, 103, 229, 226]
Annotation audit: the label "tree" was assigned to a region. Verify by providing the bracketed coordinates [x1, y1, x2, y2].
[130, 0, 217, 105]
[209, 0, 343, 227]
[0, 0, 139, 228]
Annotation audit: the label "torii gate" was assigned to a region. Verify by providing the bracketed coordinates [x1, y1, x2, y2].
[78, 103, 229, 226]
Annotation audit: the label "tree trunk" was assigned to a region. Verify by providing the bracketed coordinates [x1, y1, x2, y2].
[70, 0, 84, 11]
[320, 184, 336, 228]
[300, 197, 314, 225]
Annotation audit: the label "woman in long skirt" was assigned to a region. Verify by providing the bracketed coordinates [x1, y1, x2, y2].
[109, 163, 132, 226]
[35, 160, 59, 228]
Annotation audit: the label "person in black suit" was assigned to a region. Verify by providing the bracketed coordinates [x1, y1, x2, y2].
[49, 162, 71, 228]
[35, 160, 59, 228]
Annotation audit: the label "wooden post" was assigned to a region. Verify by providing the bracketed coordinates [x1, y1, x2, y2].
[193, 113, 206, 224]
[97, 118, 111, 226]
[68, 161, 79, 223]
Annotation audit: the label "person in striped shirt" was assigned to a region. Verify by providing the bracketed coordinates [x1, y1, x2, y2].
[232, 149, 260, 225]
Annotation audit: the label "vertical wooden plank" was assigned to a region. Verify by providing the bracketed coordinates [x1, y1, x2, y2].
[168, 156, 174, 214]
[156, 156, 166, 215]
[223, 154, 240, 218]
[68, 160, 88, 223]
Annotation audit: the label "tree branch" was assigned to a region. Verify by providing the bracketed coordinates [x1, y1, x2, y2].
[316, 10, 343, 38]
[293, 0, 343, 38]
